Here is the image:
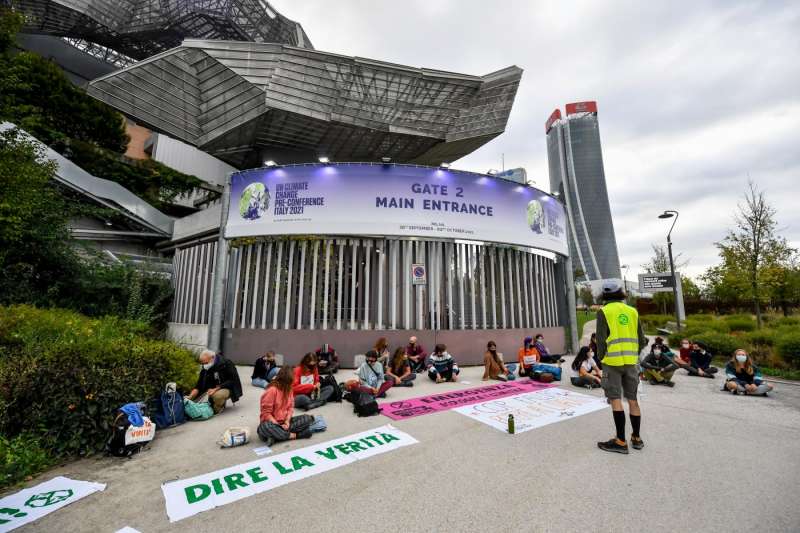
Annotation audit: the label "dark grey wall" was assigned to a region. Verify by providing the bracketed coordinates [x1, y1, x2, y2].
[223, 327, 566, 367]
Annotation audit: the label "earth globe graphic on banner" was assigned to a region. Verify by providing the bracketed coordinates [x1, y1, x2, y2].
[239, 182, 270, 220]
[526, 199, 545, 234]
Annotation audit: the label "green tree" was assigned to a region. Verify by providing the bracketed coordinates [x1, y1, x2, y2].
[717, 181, 793, 327]
[0, 128, 81, 304]
[578, 284, 595, 307]
[763, 254, 800, 316]
[681, 275, 701, 300]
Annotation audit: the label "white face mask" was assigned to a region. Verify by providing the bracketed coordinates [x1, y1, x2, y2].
[588, 351, 595, 358]
[735, 354, 747, 364]
[202, 362, 213, 370]
[681, 343, 689, 348]
[654, 350, 661, 355]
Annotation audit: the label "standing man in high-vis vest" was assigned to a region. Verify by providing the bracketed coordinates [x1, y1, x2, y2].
[596, 280, 648, 454]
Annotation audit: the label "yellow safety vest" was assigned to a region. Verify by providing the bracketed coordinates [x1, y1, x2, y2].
[600, 301, 640, 366]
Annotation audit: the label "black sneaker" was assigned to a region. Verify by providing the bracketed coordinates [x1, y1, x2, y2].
[597, 438, 629, 454]
[664, 381, 675, 388]
[631, 436, 645, 450]
[648, 378, 658, 385]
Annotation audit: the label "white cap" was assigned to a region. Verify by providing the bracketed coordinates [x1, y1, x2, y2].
[602, 280, 624, 294]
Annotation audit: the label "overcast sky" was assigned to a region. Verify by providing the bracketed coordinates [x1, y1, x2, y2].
[279, 0, 800, 281]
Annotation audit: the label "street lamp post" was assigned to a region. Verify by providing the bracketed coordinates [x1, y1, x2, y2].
[658, 210, 681, 332]
[621, 264, 629, 294]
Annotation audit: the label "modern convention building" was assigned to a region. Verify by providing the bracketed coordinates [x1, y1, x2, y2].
[546, 101, 621, 282]
[13, 0, 576, 364]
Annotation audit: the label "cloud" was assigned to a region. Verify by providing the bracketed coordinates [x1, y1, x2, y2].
[277, 0, 800, 280]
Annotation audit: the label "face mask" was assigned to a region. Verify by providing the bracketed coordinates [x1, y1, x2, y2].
[588, 351, 594, 358]
[654, 350, 661, 355]
[536, 338, 543, 343]
[736, 355, 747, 363]
[202, 362, 213, 370]
[681, 343, 689, 348]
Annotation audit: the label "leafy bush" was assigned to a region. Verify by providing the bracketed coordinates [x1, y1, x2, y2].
[640, 314, 673, 332]
[687, 314, 715, 322]
[701, 320, 731, 333]
[775, 331, 800, 365]
[724, 317, 756, 332]
[745, 329, 777, 347]
[0, 434, 53, 487]
[775, 316, 800, 328]
[0, 305, 197, 470]
[691, 331, 741, 358]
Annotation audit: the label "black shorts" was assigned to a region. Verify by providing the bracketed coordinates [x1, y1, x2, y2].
[602, 364, 639, 400]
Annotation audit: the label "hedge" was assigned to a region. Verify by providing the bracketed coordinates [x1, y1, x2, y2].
[690, 332, 741, 358]
[745, 329, 777, 347]
[776, 331, 800, 364]
[0, 305, 197, 483]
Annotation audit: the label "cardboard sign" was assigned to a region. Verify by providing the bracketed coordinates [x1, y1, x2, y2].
[454, 388, 608, 434]
[0, 476, 106, 532]
[125, 417, 156, 445]
[161, 425, 417, 522]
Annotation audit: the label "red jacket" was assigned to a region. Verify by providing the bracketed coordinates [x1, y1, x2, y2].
[292, 366, 319, 396]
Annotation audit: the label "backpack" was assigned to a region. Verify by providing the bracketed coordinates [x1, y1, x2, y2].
[106, 411, 156, 457]
[320, 374, 342, 403]
[184, 398, 214, 420]
[354, 392, 381, 417]
[152, 384, 185, 429]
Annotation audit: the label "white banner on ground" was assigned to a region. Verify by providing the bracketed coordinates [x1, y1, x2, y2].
[0, 476, 106, 532]
[161, 424, 417, 522]
[454, 388, 608, 434]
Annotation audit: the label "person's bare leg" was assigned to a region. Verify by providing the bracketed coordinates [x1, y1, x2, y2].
[628, 399, 641, 416]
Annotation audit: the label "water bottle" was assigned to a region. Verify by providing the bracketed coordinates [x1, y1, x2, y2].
[508, 414, 515, 434]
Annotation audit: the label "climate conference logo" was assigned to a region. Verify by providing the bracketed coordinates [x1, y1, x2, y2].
[526, 199, 565, 238]
[240, 182, 270, 220]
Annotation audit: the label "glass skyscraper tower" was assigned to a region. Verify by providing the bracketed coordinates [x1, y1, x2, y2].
[546, 101, 621, 281]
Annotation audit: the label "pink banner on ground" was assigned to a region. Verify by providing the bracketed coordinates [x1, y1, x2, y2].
[380, 380, 557, 420]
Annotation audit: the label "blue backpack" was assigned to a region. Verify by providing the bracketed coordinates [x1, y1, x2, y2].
[153, 387, 186, 428]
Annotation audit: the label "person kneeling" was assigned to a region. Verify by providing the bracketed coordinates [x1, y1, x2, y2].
[257, 366, 314, 447]
[640, 344, 679, 387]
[724, 349, 773, 396]
[187, 350, 243, 414]
[428, 344, 459, 383]
[570, 347, 602, 388]
[483, 341, 516, 381]
[357, 350, 394, 398]
[385, 348, 417, 387]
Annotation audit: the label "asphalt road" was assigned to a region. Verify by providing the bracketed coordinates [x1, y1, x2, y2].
[10, 362, 800, 533]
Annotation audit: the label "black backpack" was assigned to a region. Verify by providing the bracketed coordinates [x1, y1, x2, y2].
[105, 410, 153, 457]
[353, 392, 381, 417]
[320, 374, 342, 403]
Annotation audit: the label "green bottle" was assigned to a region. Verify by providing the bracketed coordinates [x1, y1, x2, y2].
[508, 414, 515, 434]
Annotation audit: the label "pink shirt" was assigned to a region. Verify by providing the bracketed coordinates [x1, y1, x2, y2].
[259, 386, 294, 425]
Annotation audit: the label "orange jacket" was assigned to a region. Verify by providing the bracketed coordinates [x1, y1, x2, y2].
[518, 346, 540, 369]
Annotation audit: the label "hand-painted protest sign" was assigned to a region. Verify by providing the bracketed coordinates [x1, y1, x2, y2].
[379, 379, 556, 420]
[161, 425, 417, 522]
[454, 388, 608, 433]
[0, 476, 106, 532]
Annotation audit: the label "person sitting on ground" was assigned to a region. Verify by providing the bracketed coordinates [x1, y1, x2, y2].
[315, 344, 339, 375]
[187, 349, 243, 414]
[675, 338, 693, 366]
[649, 337, 673, 357]
[385, 347, 416, 387]
[251, 350, 279, 388]
[357, 349, 394, 398]
[483, 341, 516, 382]
[534, 333, 565, 364]
[428, 344, 460, 383]
[405, 336, 428, 373]
[257, 366, 314, 446]
[570, 346, 602, 388]
[589, 333, 602, 369]
[640, 343, 679, 387]
[293, 353, 333, 410]
[517, 336, 540, 377]
[688, 342, 718, 378]
[724, 349, 773, 396]
[374, 337, 391, 367]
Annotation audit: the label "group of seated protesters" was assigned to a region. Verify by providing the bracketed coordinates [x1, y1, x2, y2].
[568, 334, 773, 396]
[190, 323, 776, 450]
